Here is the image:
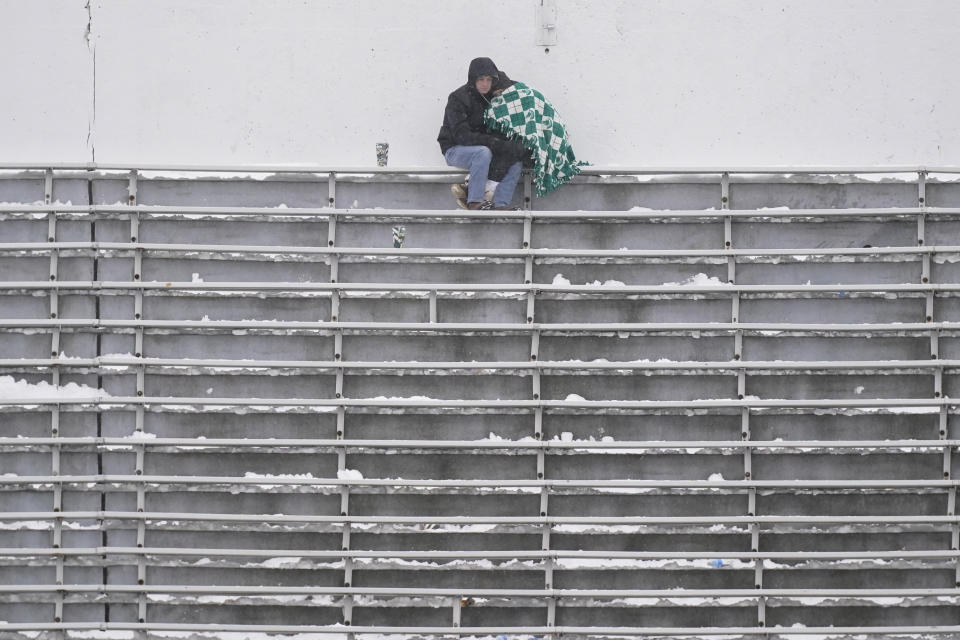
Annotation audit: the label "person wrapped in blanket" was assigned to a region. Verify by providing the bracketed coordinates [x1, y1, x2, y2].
[438, 57, 586, 209]
[485, 75, 587, 198]
[437, 57, 529, 210]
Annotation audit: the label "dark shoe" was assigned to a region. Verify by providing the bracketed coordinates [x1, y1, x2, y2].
[455, 196, 492, 210]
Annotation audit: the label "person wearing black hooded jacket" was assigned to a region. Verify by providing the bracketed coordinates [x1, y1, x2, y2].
[438, 57, 527, 210]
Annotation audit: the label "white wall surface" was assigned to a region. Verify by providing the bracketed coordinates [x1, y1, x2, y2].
[2, 0, 959, 167]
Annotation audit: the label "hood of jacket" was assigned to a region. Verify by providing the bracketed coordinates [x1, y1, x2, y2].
[467, 57, 500, 85]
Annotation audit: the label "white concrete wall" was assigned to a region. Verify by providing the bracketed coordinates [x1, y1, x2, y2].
[2, 0, 959, 167]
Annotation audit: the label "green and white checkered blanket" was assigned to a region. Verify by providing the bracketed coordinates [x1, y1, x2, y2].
[484, 81, 588, 197]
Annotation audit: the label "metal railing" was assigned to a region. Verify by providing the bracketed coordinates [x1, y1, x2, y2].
[1, 164, 959, 638]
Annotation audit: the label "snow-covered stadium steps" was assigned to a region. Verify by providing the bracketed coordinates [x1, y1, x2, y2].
[1, 166, 960, 635]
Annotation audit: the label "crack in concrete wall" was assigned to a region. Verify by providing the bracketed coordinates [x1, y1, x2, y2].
[85, 0, 96, 162]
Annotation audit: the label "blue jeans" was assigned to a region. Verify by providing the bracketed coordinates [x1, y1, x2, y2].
[444, 145, 522, 207]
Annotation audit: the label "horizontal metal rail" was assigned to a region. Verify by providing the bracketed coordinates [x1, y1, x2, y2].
[1, 319, 956, 333]
[3, 584, 960, 600]
[0, 511, 955, 527]
[1, 546, 956, 562]
[0, 437, 955, 451]
[3, 240, 959, 259]
[0, 396, 952, 410]
[0, 622, 958, 638]
[1, 281, 958, 296]
[1, 622, 958, 638]
[1, 356, 956, 373]
[2, 202, 960, 220]
[0, 476, 954, 490]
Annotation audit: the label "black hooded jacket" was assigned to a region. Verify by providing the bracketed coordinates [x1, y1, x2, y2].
[437, 57, 526, 169]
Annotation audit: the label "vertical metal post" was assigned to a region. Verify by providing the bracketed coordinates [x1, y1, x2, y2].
[328, 213, 339, 284]
[328, 172, 337, 208]
[327, 185, 341, 404]
[134, 368, 147, 622]
[131, 210, 142, 318]
[745, 432, 756, 526]
[941, 403, 949, 442]
[723, 174, 733, 272]
[532, 317, 543, 576]
[944, 442, 952, 482]
[742, 406, 762, 623]
[339, 443, 350, 516]
[327, 211, 338, 247]
[530, 321, 552, 628]
[131, 209, 144, 362]
[51, 400, 62, 520]
[525, 252, 536, 322]
[49, 244, 60, 324]
[723, 173, 743, 377]
[918, 208, 926, 246]
[524, 172, 533, 210]
[341, 512, 354, 626]
[724, 224, 734, 275]
[917, 172, 933, 325]
[918, 169, 927, 209]
[531, 329, 542, 405]
[133, 237, 144, 359]
[452, 596, 462, 628]
[943, 403, 953, 597]
[524, 213, 536, 326]
[337, 399, 353, 627]
[44, 168, 54, 204]
[48, 208, 61, 356]
[52, 379, 64, 624]
[128, 170, 139, 205]
[950, 479, 959, 588]
[125, 170, 147, 624]
[331, 290, 341, 323]
[336, 406, 346, 440]
[330, 201, 346, 442]
[135, 371, 147, 614]
[335, 359, 345, 402]
[539, 433, 554, 630]
[43, 163, 58, 485]
[933, 330, 942, 460]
